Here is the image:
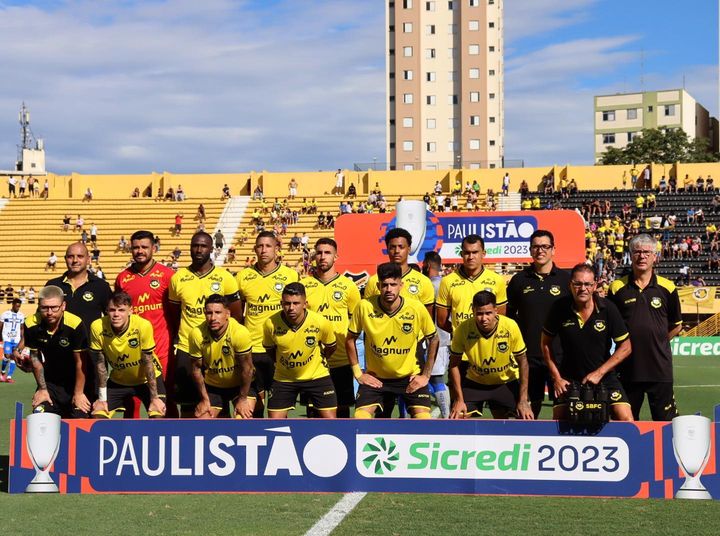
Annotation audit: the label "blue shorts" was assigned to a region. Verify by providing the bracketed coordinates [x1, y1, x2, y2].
[3, 341, 18, 355]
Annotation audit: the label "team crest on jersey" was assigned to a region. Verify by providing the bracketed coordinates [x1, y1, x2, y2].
[82, 291, 94, 302]
[402, 322, 412, 334]
[58, 337, 69, 348]
[274, 282, 283, 292]
[128, 338, 139, 348]
[497, 341, 508, 353]
[211, 282, 221, 292]
[305, 336, 316, 347]
[593, 320, 606, 332]
[332, 291, 343, 301]
[610, 390, 622, 401]
[150, 280, 160, 289]
[650, 297, 663, 309]
[549, 285, 561, 296]
[222, 345, 231, 355]
[408, 284, 419, 295]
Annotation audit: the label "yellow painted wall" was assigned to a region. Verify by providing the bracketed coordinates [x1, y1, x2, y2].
[41, 161, 720, 199]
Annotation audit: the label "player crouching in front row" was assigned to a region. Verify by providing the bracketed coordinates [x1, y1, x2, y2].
[263, 282, 338, 418]
[90, 291, 166, 419]
[346, 262, 439, 419]
[189, 294, 255, 419]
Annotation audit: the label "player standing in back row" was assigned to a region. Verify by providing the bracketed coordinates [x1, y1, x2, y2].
[236, 231, 299, 417]
[0, 298, 25, 383]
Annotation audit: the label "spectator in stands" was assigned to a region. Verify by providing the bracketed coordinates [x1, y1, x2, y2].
[707, 175, 715, 192]
[434, 180, 442, 195]
[645, 192, 656, 209]
[706, 222, 717, 240]
[708, 251, 720, 272]
[668, 175, 677, 193]
[531, 195, 541, 210]
[253, 184, 264, 200]
[658, 176, 667, 194]
[558, 177, 568, 199]
[62, 214, 71, 232]
[347, 182, 357, 198]
[117, 236, 128, 253]
[710, 234, 720, 253]
[502, 173, 510, 196]
[692, 275, 707, 287]
[333, 169, 344, 195]
[682, 174, 693, 192]
[519, 179, 529, 196]
[46, 252, 58, 271]
[83, 187, 93, 202]
[196, 203, 206, 222]
[634, 194, 644, 216]
[686, 207, 695, 224]
[7, 176, 16, 197]
[28, 287, 35, 304]
[452, 178, 462, 195]
[5, 283, 13, 303]
[90, 223, 98, 246]
[173, 213, 184, 236]
[154, 235, 161, 251]
[91, 246, 101, 263]
[131, 187, 140, 198]
[696, 207, 705, 224]
[213, 229, 225, 253]
[41, 179, 49, 199]
[165, 187, 175, 201]
[300, 233, 309, 251]
[288, 177, 298, 199]
[568, 179, 578, 195]
[690, 236, 702, 258]
[171, 246, 182, 261]
[176, 185, 186, 201]
[80, 230, 89, 244]
[95, 266, 105, 280]
[326, 212, 335, 229]
[696, 175, 705, 192]
[155, 187, 164, 200]
[221, 183, 231, 200]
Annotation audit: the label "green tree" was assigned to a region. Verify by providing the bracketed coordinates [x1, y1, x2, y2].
[598, 127, 717, 165]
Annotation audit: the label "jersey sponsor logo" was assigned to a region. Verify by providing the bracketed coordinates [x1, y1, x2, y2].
[305, 336, 316, 347]
[256, 294, 272, 303]
[58, 337, 70, 347]
[150, 280, 160, 289]
[117, 353, 130, 362]
[402, 323, 412, 334]
[497, 342, 508, 353]
[481, 356, 497, 366]
[623, 298, 637, 304]
[562, 319, 575, 328]
[593, 321, 606, 332]
[650, 297, 663, 309]
[316, 303, 330, 313]
[137, 293, 151, 304]
[522, 286, 535, 294]
[82, 291, 94, 302]
[212, 357, 224, 367]
[383, 335, 398, 345]
[370, 343, 410, 356]
[368, 311, 384, 319]
[121, 274, 135, 284]
[342, 270, 369, 289]
[128, 338, 139, 348]
[549, 285, 561, 296]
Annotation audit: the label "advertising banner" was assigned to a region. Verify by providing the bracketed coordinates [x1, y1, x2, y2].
[9, 403, 720, 499]
[334, 207, 585, 280]
[671, 337, 720, 357]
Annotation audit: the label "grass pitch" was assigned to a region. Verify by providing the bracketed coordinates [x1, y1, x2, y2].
[1, 356, 720, 536]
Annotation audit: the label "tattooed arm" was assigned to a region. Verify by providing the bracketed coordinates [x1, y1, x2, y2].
[30, 348, 52, 409]
[142, 351, 166, 418]
[90, 349, 109, 417]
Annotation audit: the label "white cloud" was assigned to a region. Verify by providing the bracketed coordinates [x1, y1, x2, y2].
[504, 0, 599, 43]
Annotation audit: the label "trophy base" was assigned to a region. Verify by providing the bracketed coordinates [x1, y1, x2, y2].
[675, 488, 712, 500]
[25, 481, 59, 493]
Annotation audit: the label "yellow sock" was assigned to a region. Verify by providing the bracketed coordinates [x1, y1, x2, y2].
[413, 411, 431, 419]
[354, 408, 374, 419]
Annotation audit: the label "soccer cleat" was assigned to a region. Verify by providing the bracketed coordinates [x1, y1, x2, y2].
[5, 377, 14, 383]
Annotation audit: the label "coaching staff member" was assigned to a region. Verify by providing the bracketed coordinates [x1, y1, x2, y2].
[608, 234, 682, 420]
[507, 230, 571, 418]
[541, 264, 633, 421]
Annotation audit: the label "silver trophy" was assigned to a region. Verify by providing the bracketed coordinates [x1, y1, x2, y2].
[395, 200, 428, 263]
[672, 415, 712, 499]
[25, 412, 61, 493]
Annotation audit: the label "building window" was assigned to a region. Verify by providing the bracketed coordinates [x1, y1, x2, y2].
[489, 45, 495, 52]
[470, 115, 480, 126]
[448, 71, 457, 81]
[627, 132, 634, 142]
[627, 108, 637, 120]
[448, 94, 458, 105]
[389, 49, 395, 56]
[603, 133, 615, 144]
[489, 22, 495, 28]
[470, 91, 480, 102]
[389, 25, 395, 32]
[489, 92, 495, 99]
[426, 48, 436, 58]
[426, 1, 436, 10]
[403, 141, 414, 151]
[489, 140, 496, 146]
[468, 44, 480, 55]
[403, 46, 413, 57]
[468, 20, 479, 31]
[403, 0, 412, 7]
[426, 24, 436, 35]
[403, 117, 413, 128]
[389, 142, 396, 149]
[403, 93, 413, 104]
[469, 68, 480, 79]
[447, 23, 456, 34]
[447, 47, 455, 58]
[403, 70, 413, 80]
[389, 96, 395, 102]
[427, 118, 436, 129]
[426, 72, 436, 82]
[489, 116, 495, 123]
[449, 117, 459, 129]
[648, 105, 653, 112]
[488, 69, 495, 76]
[448, 1, 454, 8]
[469, 139, 481, 150]
[403, 22, 413, 33]
[469, 0, 479, 5]
[602, 110, 615, 122]
[426, 142, 436, 152]
[665, 104, 676, 116]
[403, 164, 414, 171]
[389, 72, 395, 79]
[426, 95, 436, 105]
[448, 141, 459, 151]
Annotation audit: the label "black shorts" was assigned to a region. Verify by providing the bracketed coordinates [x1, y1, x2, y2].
[252, 351, 275, 393]
[268, 376, 337, 412]
[330, 365, 355, 407]
[621, 381, 678, 421]
[355, 377, 431, 412]
[554, 374, 629, 407]
[107, 377, 167, 415]
[461, 378, 519, 417]
[174, 349, 199, 407]
[527, 362, 555, 403]
[36, 382, 90, 418]
[206, 383, 258, 416]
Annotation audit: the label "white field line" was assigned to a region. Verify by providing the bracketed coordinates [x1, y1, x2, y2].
[304, 492, 367, 536]
[674, 384, 720, 388]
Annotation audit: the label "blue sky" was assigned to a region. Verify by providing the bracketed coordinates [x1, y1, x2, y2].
[0, 0, 716, 173]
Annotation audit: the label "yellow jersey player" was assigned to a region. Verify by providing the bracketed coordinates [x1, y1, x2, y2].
[448, 291, 533, 420]
[301, 238, 361, 418]
[189, 294, 255, 419]
[168, 232, 241, 417]
[363, 228, 435, 314]
[90, 291, 166, 419]
[346, 262, 439, 419]
[262, 282, 337, 418]
[237, 231, 299, 417]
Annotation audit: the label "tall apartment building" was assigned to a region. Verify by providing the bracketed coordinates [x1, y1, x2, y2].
[386, 0, 504, 171]
[594, 89, 715, 162]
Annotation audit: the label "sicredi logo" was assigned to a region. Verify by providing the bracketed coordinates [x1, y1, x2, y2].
[671, 338, 720, 357]
[97, 428, 348, 478]
[356, 434, 629, 481]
